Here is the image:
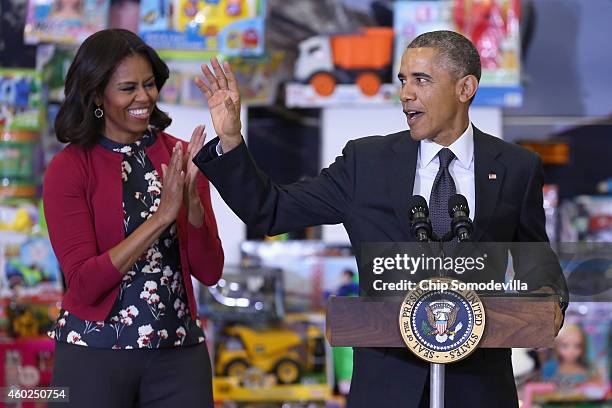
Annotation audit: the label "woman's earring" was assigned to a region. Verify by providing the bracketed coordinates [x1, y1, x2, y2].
[94, 106, 104, 118]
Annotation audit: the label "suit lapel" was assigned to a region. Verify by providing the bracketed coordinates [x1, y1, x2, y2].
[387, 131, 419, 240]
[472, 127, 506, 242]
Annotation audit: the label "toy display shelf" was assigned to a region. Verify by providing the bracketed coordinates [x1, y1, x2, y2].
[213, 378, 331, 402]
[285, 83, 399, 108]
[285, 83, 523, 108]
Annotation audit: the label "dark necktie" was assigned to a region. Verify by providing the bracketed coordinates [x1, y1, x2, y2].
[429, 148, 456, 238]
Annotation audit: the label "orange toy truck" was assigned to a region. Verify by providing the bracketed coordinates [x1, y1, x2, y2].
[294, 27, 394, 97]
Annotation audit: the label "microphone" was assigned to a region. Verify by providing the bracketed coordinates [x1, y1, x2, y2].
[448, 194, 473, 242]
[408, 195, 433, 242]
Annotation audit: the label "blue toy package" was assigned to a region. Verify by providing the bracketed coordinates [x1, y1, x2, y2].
[138, 0, 266, 58]
[3, 235, 61, 289]
[139, 0, 171, 32]
[0, 69, 42, 131]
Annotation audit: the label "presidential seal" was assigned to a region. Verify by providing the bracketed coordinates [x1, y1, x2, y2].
[398, 278, 485, 364]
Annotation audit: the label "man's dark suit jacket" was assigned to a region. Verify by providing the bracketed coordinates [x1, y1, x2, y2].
[194, 126, 568, 408]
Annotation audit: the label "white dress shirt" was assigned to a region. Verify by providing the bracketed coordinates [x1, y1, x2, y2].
[412, 123, 476, 220]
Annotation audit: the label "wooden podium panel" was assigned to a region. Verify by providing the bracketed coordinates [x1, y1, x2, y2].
[326, 295, 556, 348]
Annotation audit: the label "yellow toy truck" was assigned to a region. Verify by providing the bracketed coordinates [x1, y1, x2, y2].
[215, 323, 325, 385]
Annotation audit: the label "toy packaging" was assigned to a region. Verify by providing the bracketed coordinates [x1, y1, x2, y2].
[0, 132, 39, 185]
[2, 236, 60, 290]
[159, 52, 284, 106]
[0, 130, 42, 200]
[24, 0, 109, 45]
[521, 306, 611, 404]
[560, 196, 612, 242]
[4, 296, 62, 339]
[0, 200, 40, 236]
[543, 185, 559, 243]
[0, 337, 56, 389]
[0, 69, 42, 132]
[139, 0, 266, 58]
[0, 69, 43, 200]
[393, 0, 522, 107]
[221, 52, 284, 105]
[41, 103, 65, 169]
[139, 0, 171, 33]
[36, 44, 77, 103]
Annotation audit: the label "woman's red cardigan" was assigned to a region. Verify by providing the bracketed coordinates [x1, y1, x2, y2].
[43, 131, 224, 321]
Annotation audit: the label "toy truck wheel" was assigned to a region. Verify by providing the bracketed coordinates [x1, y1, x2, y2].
[309, 72, 336, 97]
[356, 72, 381, 96]
[225, 359, 249, 379]
[274, 359, 301, 384]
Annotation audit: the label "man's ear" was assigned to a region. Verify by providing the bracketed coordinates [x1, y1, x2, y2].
[456, 75, 479, 103]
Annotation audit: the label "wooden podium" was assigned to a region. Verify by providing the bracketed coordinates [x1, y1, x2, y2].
[326, 295, 557, 348]
[325, 294, 557, 407]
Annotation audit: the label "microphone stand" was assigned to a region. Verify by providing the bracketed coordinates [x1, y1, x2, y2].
[411, 196, 472, 408]
[425, 230, 455, 408]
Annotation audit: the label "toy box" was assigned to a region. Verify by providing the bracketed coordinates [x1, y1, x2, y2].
[159, 52, 284, 107]
[0, 69, 42, 132]
[393, 0, 522, 107]
[520, 304, 611, 406]
[0, 337, 55, 388]
[139, 0, 266, 58]
[24, 0, 109, 45]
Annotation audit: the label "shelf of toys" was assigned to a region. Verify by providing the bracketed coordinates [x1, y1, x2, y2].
[1, 0, 81, 398]
[197, 242, 360, 407]
[0, 67, 63, 407]
[138, 0, 266, 59]
[513, 186, 612, 407]
[286, 0, 523, 108]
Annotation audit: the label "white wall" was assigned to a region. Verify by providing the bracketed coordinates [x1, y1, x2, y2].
[160, 103, 247, 265]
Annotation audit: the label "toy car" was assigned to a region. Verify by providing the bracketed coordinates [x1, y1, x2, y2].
[215, 322, 325, 385]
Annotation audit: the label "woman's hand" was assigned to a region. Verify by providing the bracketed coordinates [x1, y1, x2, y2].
[184, 125, 206, 227]
[194, 57, 242, 153]
[155, 142, 185, 227]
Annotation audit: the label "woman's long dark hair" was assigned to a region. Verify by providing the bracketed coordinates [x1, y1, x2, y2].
[55, 29, 172, 147]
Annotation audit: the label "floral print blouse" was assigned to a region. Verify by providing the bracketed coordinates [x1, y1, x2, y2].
[49, 131, 205, 349]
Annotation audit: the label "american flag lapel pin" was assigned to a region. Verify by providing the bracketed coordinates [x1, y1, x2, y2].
[488, 172, 497, 180]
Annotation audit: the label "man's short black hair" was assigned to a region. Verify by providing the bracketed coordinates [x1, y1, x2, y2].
[407, 30, 481, 82]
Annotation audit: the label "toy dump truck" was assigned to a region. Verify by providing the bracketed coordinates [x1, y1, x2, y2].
[294, 27, 394, 97]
